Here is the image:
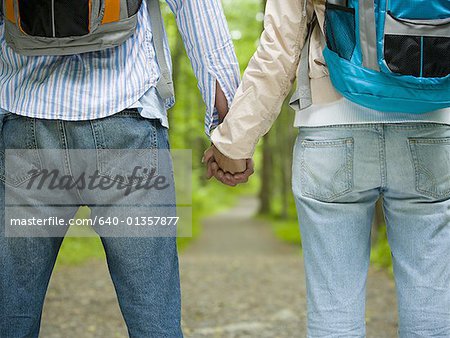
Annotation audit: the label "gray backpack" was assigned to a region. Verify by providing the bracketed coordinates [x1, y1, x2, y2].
[0, 0, 174, 99]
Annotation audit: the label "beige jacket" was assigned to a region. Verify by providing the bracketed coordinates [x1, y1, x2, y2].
[211, 0, 341, 159]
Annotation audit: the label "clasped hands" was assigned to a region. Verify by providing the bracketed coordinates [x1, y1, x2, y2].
[206, 83, 254, 186]
[203, 145, 254, 187]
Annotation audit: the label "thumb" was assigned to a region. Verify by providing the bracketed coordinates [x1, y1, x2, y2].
[202, 145, 215, 164]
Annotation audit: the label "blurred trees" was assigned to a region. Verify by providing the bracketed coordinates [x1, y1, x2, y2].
[162, 0, 299, 218]
[162, 0, 387, 258]
[257, 0, 298, 219]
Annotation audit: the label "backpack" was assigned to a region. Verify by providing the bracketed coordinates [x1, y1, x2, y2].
[322, 0, 450, 113]
[0, 0, 174, 99]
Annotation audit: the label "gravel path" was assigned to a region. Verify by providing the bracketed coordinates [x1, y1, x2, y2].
[40, 197, 398, 337]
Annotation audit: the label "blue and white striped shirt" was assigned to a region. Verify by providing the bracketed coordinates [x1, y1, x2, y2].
[0, 0, 240, 136]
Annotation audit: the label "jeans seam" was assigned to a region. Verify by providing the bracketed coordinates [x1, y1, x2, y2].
[387, 122, 450, 130]
[378, 126, 387, 190]
[300, 123, 450, 130]
[30, 118, 43, 170]
[57, 121, 70, 175]
[59, 121, 86, 205]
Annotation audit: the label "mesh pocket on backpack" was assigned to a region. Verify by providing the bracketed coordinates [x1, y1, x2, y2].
[18, 0, 54, 37]
[385, 35, 422, 77]
[54, 0, 90, 37]
[127, 0, 142, 16]
[423, 37, 450, 78]
[384, 12, 450, 78]
[385, 35, 450, 77]
[385, 35, 450, 78]
[18, 0, 90, 38]
[324, 3, 356, 61]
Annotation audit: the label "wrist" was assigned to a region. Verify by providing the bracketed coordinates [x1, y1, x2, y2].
[215, 81, 229, 122]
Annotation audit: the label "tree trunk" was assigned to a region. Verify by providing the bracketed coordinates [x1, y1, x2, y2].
[257, 0, 272, 215]
[259, 133, 273, 215]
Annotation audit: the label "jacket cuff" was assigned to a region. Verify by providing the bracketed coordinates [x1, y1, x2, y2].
[210, 123, 257, 160]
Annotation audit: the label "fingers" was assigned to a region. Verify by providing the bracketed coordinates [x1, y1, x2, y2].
[231, 159, 254, 183]
[234, 159, 254, 181]
[214, 168, 238, 186]
[214, 161, 253, 186]
[202, 146, 215, 165]
[207, 162, 239, 186]
[206, 157, 214, 179]
[204, 146, 254, 186]
[207, 160, 219, 180]
[205, 146, 218, 180]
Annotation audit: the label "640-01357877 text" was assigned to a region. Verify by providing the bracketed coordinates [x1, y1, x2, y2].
[8, 216, 180, 227]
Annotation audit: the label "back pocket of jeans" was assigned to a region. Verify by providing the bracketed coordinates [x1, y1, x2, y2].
[0, 115, 42, 187]
[408, 137, 450, 200]
[91, 112, 159, 187]
[299, 137, 354, 202]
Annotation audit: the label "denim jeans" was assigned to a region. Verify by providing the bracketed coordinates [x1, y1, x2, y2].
[292, 123, 450, 338]
[0, 110, 183, 338]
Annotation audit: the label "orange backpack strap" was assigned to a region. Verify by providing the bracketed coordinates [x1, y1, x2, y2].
[5, 0, 16, 23]
[102, 0, 121, 24]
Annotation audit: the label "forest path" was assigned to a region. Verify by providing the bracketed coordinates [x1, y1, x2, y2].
[180, 197, 398, 338]
[40, 197, 398, 338]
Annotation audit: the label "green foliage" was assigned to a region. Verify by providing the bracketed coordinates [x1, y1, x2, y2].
[56, 237, 105, 267]
[370, 224, 394, 275]
[162, 0, 263, 246]
[269, 217, 301, 246]
[264, 195, 301, 246]
[54, 207, 104, 266]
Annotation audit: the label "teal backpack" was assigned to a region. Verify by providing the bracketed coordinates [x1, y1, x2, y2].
[323, 0, 450, 113]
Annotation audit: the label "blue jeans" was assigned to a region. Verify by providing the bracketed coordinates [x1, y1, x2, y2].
[0, 110, 183, 338]
[292, 123, 450, 338]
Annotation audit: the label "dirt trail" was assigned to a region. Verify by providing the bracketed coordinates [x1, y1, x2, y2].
[40, 197, 398, 338]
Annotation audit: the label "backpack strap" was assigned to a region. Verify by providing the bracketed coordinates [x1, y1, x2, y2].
[289, 14, 317, 111]
[147, 0, 174, 100]
[358, 0, 379, 71]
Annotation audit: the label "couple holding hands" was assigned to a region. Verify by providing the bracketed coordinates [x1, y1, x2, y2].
[1, 0, 449, 336]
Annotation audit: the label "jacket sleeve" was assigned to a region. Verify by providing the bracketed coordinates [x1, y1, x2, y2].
[211, 0, 312, 159]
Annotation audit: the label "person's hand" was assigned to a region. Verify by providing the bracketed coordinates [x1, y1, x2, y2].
[215, 81, 228, 122]
[203, 145, 254, 186]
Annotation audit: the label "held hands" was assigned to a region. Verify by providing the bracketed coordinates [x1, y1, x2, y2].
[208, 83, 254, 186]
[203, 145, 254, 187]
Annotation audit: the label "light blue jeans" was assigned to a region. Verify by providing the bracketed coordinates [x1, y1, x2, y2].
[0, 110, 182, 338]
[292, 123, 450, 338]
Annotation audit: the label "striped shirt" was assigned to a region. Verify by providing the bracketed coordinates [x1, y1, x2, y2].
[0, 0, 240, 136]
